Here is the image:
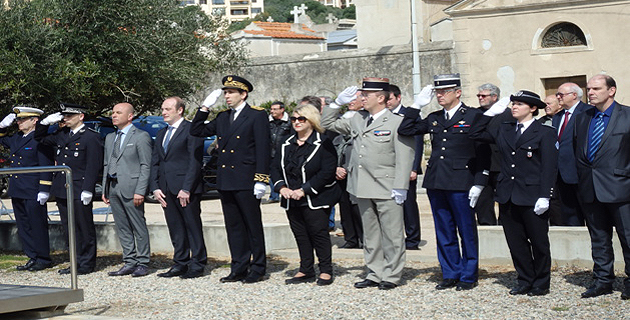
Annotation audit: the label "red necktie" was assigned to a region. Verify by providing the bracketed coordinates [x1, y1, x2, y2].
[558, 111, 570, 141]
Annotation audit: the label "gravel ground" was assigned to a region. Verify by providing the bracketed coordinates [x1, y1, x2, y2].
[1, 251, 628, 320]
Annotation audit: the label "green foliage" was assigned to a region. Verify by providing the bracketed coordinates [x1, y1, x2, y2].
[255, 0, 355, 25]
[0, 0, 247, 115]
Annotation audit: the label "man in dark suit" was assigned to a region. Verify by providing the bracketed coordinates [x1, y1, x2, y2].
[387, 84, 424, 250]
[150, 97, 206, 279]
[0, 106, 54, 271]
[191, 75, 271, 284]
[35, 103, 103, 275]
[553, 82, 590, 226]
[572, 74, 630, 300]
[103, 103, 153, 277]
[398, 74, 490, 291]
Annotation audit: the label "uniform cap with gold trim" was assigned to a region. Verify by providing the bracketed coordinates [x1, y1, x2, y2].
[222, 75, 253, 92]
[13, 106, 44, 118]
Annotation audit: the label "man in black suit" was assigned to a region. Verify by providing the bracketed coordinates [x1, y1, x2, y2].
[387, 84, 424, 250]
[35, 103, 103, 275]
[572, 74, 630, 300]
[553, 82, 590, 226]
[191, 76, 271, 284]
[150, 97, 207, 279]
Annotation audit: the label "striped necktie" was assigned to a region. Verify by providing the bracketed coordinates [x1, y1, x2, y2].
[163, 126, 174, 152]
[587, 113, 605, 162]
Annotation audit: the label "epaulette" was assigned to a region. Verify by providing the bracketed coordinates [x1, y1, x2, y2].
[87, 127, 98, 133]
[218, 108, 231, 114]
[542, 123, 555, 129]
[250, 105, 265, 111]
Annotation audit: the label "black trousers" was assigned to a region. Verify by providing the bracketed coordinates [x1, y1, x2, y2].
[474, 172, 499, 225]
[403, 178, 421, 247]
[337, 178, 363, 246]
[582, 200, 630, 287]
[163, 192, 207, 272]
[557, 177, 585, 226]
[12, 198, 51, 265]
[499, 202, 551, 289]
[219, 189, 266, 277]
[57, 198, 96, 270]
[287, 206, 333, 275]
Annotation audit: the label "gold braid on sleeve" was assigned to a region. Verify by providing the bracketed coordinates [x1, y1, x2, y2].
[254, 173, 270, 184]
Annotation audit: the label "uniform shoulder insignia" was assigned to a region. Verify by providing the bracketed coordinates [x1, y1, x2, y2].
[358, 110, 369, 116]
[250, 105, 265, 111]
[393, 112, 404, 117]
[542, 123, 555, 128]
[87, 127, 98, 133]
[218, 108, 231, 114]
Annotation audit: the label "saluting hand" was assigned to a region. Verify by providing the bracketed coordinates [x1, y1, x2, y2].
[0, 113, 16, 128]
[201, 89, 223, 111]
[484, 96, 511, 117]
[41, 112, 63, 126]
[335, 86, 358, 106]
[410, 85, 434, 109]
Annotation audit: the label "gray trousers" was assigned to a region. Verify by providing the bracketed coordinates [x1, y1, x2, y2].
[357, 198, 406, 284]
[109, 181, 151, 267]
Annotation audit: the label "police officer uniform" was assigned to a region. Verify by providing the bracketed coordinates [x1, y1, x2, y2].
[190, 76, 271, 282]
[35, 103, 103, 274]
[0, 107, 54, 271]
[398, 74, 490, 289]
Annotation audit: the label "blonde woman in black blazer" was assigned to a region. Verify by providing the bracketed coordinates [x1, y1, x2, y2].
[271, 104, 340, 286]
[470, 90, 558, 297]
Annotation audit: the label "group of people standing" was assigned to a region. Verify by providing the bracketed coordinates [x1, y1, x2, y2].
[3, 72, 630, 300]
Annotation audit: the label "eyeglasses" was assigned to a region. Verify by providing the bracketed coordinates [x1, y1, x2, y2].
[476, 94, 493, 98]
[290, 116, 307, 123]
[555, 92, 575, 98]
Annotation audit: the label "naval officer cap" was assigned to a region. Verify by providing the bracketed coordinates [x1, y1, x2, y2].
[433, 73, 461, 89]
[360, 77, 390, 91]
[222, 75, 254, 93]
[59, 102, 88, 114]
[13, 106, 44, 118]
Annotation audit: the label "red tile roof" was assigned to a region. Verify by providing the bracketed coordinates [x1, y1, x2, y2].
[242, 21, 325, 40]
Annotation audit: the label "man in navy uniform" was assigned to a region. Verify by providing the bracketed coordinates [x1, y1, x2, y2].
[191, 76, 271, 284]
[0, 106, 54, 271]
[35, 103, 103, 275]
[398, 74, 490, 291]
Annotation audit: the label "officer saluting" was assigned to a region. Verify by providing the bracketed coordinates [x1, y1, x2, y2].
[35, 103, 103, 275]
[0, 106, 54, 271]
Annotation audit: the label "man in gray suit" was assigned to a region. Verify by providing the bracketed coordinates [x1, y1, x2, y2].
[103, 102, 153, 277]
[322, 78, 415, 290]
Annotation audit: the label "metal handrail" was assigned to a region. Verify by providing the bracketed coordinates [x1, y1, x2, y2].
[0, 165, 78, 290]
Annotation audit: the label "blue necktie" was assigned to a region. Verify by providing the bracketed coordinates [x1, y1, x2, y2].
[163, 126, 173, 152]
[587, 113, 605, 162]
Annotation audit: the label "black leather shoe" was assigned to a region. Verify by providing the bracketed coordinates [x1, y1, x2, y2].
[220, 273, 247, 283]
[58, 267, 93, 275]
[354, 279, 380, 289]
[436, 278, 459, 290]
[242, 274, 264, 284]
[621, 287, 630, 300]
[406, 246, 420, 251]
[285, 274, 316, 284]
[58, 267, 70, 275]
[108, 265, 136, 276]
[581, 284, 613, 298]
[378, 281, 397, 290]
[180, 269, 204, 279]
[456, 281, 478, 291]
[509, 285, 532, 295]
[339, 242, 360, 249]
[131, 265, 149, 277]
[17, 259, 35, 271]
[528, 287, 549, 296]
[157, 267, 187, 278]
[316, 277, 334, 286]
[28, 262, 51, 271]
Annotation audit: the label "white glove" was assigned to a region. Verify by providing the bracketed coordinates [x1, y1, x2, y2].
[335, 86, 358, 105]
[253, 182, 266, 200]
[0, 113, 16, 128]
[534, 198, 550, 215]
[80, 191, 93, 205]
[391, 189, 407, 205]
[468, 185, 484, 208]
[410, 85, 435, 109]
[37, 192, 50, 205]
[484, 96, 511, 117]
[202, 89, 223, 109]
[41, 112, 63, 125]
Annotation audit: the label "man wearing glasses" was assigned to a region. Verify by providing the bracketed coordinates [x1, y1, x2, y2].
[398, 73, 490, 291]
[552, 82, 591, 226]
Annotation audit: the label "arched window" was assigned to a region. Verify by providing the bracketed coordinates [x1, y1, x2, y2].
[541, 22, 587, 48]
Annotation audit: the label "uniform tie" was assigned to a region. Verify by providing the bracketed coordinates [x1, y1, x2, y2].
[587, 113, 605, 162]
[230, 109, 236, 124]
[515, 123, 524, 143]
[366, 116, 373, 127]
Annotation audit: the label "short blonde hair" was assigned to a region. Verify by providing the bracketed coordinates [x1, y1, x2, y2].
[294, 104, 324, 133]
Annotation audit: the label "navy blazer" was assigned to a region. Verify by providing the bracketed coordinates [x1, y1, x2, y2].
[551, 101, 591, 184]
[398, 104, 490, 191]
[150, 120, 204, 195]
[572, 102, 630, 203]
[470, 115, 558, 206]
[0, 129, 54, 199]
[190, 104, 271, 191]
